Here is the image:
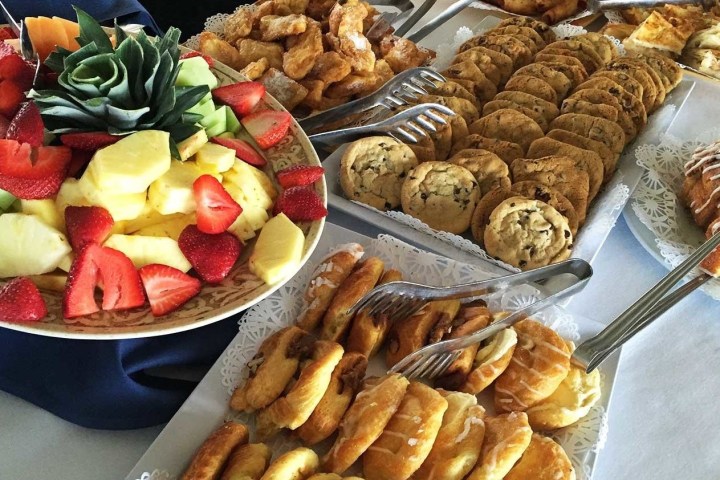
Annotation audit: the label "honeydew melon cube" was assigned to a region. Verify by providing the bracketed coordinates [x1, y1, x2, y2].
[0, 188, 16, 211]
[104, 234, 191, 272]
[200, 107, 227, 138]
[226, 107, 241, 134]
[177, 57, 218, 89]
[0, 213, 72, 277]
[195, 142, 235, 174]
[186, 98, 216, 118]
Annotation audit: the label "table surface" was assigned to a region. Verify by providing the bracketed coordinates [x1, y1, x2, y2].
[2, 4, 720, 479]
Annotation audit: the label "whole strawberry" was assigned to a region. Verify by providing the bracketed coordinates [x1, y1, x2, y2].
[276, 165, 325, 188]
[178, 225, 242, 284]
[273, 186, 327, 222]
[0, 277, 47, 322]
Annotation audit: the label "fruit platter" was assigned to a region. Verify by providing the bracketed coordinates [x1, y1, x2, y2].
[0, 9, 327, 339]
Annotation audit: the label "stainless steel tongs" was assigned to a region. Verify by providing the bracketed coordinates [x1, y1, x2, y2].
[0, 1, 42, 87]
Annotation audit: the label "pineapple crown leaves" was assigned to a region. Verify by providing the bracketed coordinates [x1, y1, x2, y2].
[29, 6, 208, 141]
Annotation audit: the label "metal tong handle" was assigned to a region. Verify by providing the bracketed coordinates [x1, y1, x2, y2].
[406, 0, 477, 43]
[389, 258, 593, 373]
[394, 0, 438, 37]
[574, 231, 720, 372]
[0, 0, 19, 36]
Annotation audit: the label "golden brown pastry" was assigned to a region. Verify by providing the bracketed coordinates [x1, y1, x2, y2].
[260, 447, 319, 480]
[320, 256, 385, 342]
[297, 243, 364, 331]
[363, 382, 449, 480]
[413, 390, 486, 480]
[346, 269, 403, 358]
[623, 10, 694, 58]
[296, 352, 368, 445]
[386, 300, 461, 368]
[466, 412, 533, 480]
[504, 434, 575, 480]
[230, 326, 313, 413]
[460, 327, 517, 395]
[220, 443, 272, 480]
[494, 319, 571, 412]
[182, 421, 249, 480]
[256, 340, 344, 438]
[323, 373, 410, 474]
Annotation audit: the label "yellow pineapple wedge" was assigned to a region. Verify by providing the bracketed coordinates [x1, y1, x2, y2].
[223, 167, 274, 210]
[135, 214, 196, 241]
[84, 130, 171, 194]
[249, 213, 304, 285]
[148, 160, 221, 215]
[21, 199, 64, 231]
[57, 253, 74, 272]
[104, 234, 191, 272]
[124, 203, 186, 233]
[29, 273, 68, 292]
[175, 128, 208, 161]
[227, 204, 269, 242]
[194, 142, 235, 173]
[55, 178, 90, 215]
[78, 170, 147, 221]
[0, 214, 72, 277]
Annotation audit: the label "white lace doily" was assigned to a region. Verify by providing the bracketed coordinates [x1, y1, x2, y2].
[631, 127, 720, 300]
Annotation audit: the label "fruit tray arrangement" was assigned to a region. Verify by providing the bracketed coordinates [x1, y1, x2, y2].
[0, 9, 327, 338]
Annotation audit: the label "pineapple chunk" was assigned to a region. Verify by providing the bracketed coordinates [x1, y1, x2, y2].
[195, 142, 235, 174]
[55, 178, 90, 215]
[229, 159, 278, 200]
[223, 170, 273, 211]
[0, 214, 72, 277]
[148, 160, 221, 215]
[104, 234, 191, 272]
[57, 253, 74, 272]
[249, 213, 304, 285]
[124, 203, 185, 233]
[227, 205, 269, 242]
[175, 128, 208, 161]
[85, 130, 171, 194]
[135, 214, 196, 241]
[78, 170, 147, 221]
[21, 199, 64, 231]
[29, 273, 68, 292]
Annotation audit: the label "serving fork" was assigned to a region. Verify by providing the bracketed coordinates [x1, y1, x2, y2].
[0, 1, 42, 87]
[347, 259, 593, 380]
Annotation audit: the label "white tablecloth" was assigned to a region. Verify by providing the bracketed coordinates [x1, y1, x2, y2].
[2, 4, 720, 479]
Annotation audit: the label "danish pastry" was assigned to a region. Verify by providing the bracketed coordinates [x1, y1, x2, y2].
[386, 300, 462, 368]
[495, 319, 571, 412]
[296, 352, 368, 445]
[182, 421, 249, 480]
[363, 382, 448, 480]
[230, 326, 313, 412]
[504, 434, 575, 480]
[413, 390, 486, 480]
[220, 443, 272, 480]
[323, 373, 410, 474]
[466, 412, 533, 480]
[526, 362, 601, 430]
[549, 112, 626, 155]
[321, 256, 385, 342]
[469, 109, 544, 154]
[510, 181, 579, 237]
[256, 340, 344, 437]
[450, 135, 525, 165]
[460, 328, 517, 395]
[260, 447, 319, 480]
[448, 149, 512, 196]
[297, 243, 364, 331]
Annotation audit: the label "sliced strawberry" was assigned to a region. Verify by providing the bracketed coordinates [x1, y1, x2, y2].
[180, 50, 214, 67]
[65, 206, 115, 252]
[0, 113, 10, 139]
[273, 186, 327, 222]
[67, 149, 92, 177]
[241, 110, 291, 150]
[0, 140, 71, 199]
[213, 81, 265, 117]
[0, 43, 14, 59]
[178, 224, 242, 284]
[63, 244, 145, 319]
[59, 132, 121, 151]
[0, 28, 16, 40]
[0, 277, 47, 323]
[276, 165, 325, 188]
[210, 136, 266, 167]
[138, 264, 202, 317]
[0, 80, 25, 118]
[0, 53, 33, 91]
[193, 175, 243, 234]
[6, 102, 43, 147]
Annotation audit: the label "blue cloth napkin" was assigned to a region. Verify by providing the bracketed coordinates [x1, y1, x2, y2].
[0, 0, 243, 430]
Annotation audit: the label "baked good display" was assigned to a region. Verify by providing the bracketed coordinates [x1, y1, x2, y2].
[221, 443, 272, 480]
[466, 412, 533, 480]
[460, 327, 518, 395]
[504, 434, 575, 480]
[181, 421, 249, 480]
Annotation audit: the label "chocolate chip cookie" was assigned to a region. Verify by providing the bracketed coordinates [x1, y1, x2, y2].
[442, 60, 498, 102]
[546, 128, 618, 178]
[576, 32, 618, 64]
[513, 64, 572, 99]
[574, 77, 647, 132]
[511, 181, 579, 236]
[470, 187, 517, 245]
[503, 75, 559, 105]
[534, 61, 588, 90]
[591, 70, 644, 102]
[493, 17, 557, 44]
[549, 112, 626, 155]
[605, 60, 657, 113]
[469, 109, 544, 154]
[482, 99, 550, 132]
[567, 88, 637, 142]
[534, 53, 588, 76]
[454, 46, 514, 85]
[451, 134, 525, 165]
[415, 94, 480, 125]
[449, 148, 512, 196]
[494, 91, 560, 126]
[490, 25, 547, 51]
[450, 50, 502, 86]
[429, 81, 479, 109]
[543, 40, 605, 73]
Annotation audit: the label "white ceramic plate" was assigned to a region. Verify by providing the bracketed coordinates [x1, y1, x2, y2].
[0, 60, 325, 339]
[126, 222, 619, 480]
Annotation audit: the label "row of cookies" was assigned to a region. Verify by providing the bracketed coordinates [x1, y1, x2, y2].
[198, 0, 434, 113]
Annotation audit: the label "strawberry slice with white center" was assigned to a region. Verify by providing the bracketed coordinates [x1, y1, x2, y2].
[60, 132, 121, 151]
[193, 174, 243, 234]
[6, 102, 44, 147]
[212, 81, 265, 117]
[138, 264, 202, 317]
[0, 139, 71, 199]
[65, 205, 115, 252]
[210, 136, 266, 167]
[241, 110, 291, 150]
[0, 277, 47, 323]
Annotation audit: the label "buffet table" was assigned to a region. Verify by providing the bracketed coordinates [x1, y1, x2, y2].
[1, 3, 720, 479]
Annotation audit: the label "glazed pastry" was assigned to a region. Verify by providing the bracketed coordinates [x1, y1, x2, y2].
[448, 149, 512, 196]
[534, 61, 588, 89]
[468, 109, 544, 154]
[182, 421, 249, 480]
[454, 46, 514, 84]
[482, 99, 550, 132]
[386, 300, 461, 368]
[413, 390, 486, 480]
[450, 134, 525, 165]
[470, 187, 518, 246]
[255, 340, 344, 437]
[495, 319, 571, 412]
[513, 63, 572, 99]
[549, 113, 626, 155]
[511, 181, 579, 236]
[545, 129, 619, 180]
[320, 256, 384, 342]
[363, 382, 448, 480]
[323, 373, 410, 474]
[400, 162, 480, 234]
[526, 362, 602, 430]
[339, 137, 419, 211]
[503, 75, 558, 105]
[260, 447, 319, 480]
[297, 243, 364, 331]
[230, 326, 313, 412]
[683, 140, 720, 230]
[460, 327, 518, 395]
[466, 412, 533, 480]
[493, 90, 560, 126]
[504, 434, 575, 480]
[220, 443, 272, 480]
[296, 352, 368, 445]
[346, 269, 403, 358]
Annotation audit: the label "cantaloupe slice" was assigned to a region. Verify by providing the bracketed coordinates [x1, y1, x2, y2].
[52, 17, 80, 50]
[25, 16, 62, 61]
